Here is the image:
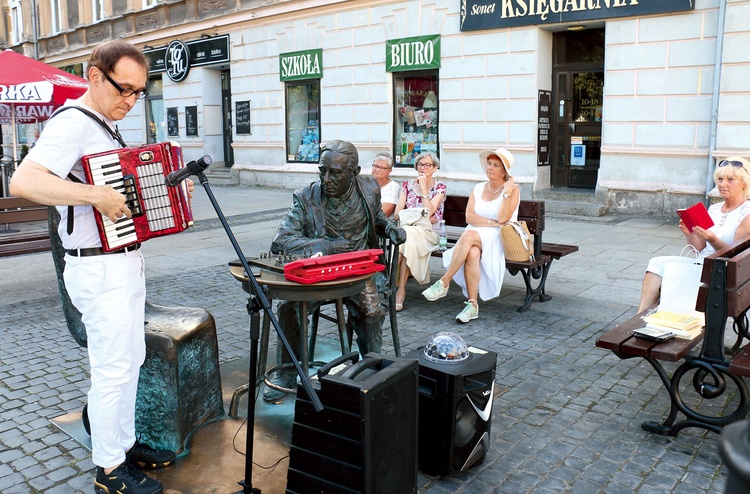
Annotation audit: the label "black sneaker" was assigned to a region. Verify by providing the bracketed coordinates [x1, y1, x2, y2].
[126, 440, 176, 469]
[94, 462, 163, 494]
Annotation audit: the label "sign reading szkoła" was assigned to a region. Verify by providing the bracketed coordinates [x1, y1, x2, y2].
[279, 49, 323, 82]
[460, 0, 695, 31]
[386, 35, 441, 72]
[144, 34, 231, 75]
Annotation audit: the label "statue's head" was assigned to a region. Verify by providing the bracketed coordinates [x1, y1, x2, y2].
[318, 140, 360, 198]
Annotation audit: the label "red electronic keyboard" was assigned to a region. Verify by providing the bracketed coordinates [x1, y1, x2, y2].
[283, 249, 385, 284]
[81, 141, 193, 252]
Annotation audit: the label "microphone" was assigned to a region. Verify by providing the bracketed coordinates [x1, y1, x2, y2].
[165, 155, 213, 187]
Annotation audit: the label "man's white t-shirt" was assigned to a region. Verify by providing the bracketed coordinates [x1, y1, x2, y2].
[25, 103, 124, 250]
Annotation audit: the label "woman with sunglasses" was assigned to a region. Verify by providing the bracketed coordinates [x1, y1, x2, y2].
[393, 151, 447, 311]
[638, 157, 750, 312]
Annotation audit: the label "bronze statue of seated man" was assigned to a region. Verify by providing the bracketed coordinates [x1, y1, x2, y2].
[265, 139, 406, 402]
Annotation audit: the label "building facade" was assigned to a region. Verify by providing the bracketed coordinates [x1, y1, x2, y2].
[2, 0, 750, 216]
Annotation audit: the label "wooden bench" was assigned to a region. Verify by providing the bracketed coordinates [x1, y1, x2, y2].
[0, 197, 51, 257]
[595, 237, 750, 436]
[432, 196, 579, 312]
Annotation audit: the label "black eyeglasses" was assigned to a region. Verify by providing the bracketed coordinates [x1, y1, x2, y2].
[719, 159, 745, 168]
[102, 71, 148, 99]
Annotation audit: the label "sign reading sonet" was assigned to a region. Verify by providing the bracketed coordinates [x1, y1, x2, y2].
[460, 0, 695, 31]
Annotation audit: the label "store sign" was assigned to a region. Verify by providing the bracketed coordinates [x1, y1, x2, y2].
[386, 35, 441, 72]
[460, 0, 695, 31]
[279, 49, 323, 82]
[165, 40, 190, 82]
[144, 34, 231, 76]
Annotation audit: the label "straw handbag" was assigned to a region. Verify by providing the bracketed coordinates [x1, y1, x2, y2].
[500, 221, 534, 262]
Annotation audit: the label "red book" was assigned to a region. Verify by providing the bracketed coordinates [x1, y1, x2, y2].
[677, 202, 714, 233]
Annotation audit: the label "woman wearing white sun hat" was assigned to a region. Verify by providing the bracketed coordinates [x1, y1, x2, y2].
[422, 148, 520, 323]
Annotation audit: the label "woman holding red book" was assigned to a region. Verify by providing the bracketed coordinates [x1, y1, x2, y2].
[638, 157, 750, 312]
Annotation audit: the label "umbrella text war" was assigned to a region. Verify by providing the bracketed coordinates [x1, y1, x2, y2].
[0, 103, 57, 122]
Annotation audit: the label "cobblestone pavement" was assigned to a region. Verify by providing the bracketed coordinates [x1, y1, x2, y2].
[0, 184, 735, 493]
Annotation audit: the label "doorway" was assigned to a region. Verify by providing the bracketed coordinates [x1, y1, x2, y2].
[221, 70, 234, 168]
[551, 29, 604, 189]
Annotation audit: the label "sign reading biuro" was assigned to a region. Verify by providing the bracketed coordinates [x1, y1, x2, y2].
[386, 35, 441, 72]
[279, 49, 323, 82]
[460, 0, 695, 31]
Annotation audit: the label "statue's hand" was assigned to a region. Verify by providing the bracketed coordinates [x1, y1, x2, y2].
[389, 227, 407, 245]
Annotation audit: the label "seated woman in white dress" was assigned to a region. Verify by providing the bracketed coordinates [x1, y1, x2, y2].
[422, 148, 520, 322]
[638, 156, 750, 312]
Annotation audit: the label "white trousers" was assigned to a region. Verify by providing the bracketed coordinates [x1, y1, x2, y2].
[64, 250, 146, 469]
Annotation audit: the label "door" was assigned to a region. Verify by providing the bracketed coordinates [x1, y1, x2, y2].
[551, 29, 604, 189]
[221, 70, 234, 168]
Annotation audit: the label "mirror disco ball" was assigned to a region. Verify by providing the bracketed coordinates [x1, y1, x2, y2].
[423, 331, 470, 363]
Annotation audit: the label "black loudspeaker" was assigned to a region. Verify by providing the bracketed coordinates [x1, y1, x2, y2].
[286, 352, 418, 494]
[408, 346, 497, 477]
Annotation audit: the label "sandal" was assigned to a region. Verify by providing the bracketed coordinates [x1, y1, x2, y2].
[395, 292, 405, 312]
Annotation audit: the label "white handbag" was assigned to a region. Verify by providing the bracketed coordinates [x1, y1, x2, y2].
[399, 207, 431, 229]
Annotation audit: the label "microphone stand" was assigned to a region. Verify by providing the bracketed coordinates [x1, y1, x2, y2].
[190, 170, 324, 494]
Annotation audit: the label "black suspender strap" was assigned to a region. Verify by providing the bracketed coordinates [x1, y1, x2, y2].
[50, 106, 129, 234]
[65, 173, 84, 235]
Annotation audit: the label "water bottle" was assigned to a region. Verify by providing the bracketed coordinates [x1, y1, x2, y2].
[438, 219, 447, 252]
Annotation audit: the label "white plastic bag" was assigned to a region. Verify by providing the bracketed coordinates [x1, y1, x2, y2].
[660, 261, 703, 315]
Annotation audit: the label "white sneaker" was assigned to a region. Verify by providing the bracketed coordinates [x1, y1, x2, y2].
[456, 301, 478, 323]
[422, 280, 449, 301]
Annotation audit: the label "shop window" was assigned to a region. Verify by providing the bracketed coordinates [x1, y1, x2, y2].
[393, 71, 439, 167]
[145, 77, 165, 144]
[285, 81, 320, 163]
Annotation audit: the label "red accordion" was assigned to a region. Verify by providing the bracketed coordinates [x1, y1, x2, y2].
[283, 249, 385, 284]
[81, 141, 193, 252]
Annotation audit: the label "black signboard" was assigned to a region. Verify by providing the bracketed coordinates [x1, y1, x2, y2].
[460, 0, 695, 31]
[167, 107, 179, 137]
[235, 100, 251, 135]
[144, 34, 230, 75]
[537, 90, 551, 167]
[185, 106, 198, 136]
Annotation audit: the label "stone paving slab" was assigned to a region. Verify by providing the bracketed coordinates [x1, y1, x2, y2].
[0, 184, 735, 493]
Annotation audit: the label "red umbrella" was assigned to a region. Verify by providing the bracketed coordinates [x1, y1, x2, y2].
[0, 49, 88, 159]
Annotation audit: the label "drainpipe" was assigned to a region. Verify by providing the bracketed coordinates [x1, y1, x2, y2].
[704, 0, 727, 205]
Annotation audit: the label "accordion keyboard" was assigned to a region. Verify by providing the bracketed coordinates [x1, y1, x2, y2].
[87, 154, 138, 249]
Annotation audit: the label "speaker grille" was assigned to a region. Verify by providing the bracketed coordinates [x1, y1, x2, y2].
[287, 355, 418, 494]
